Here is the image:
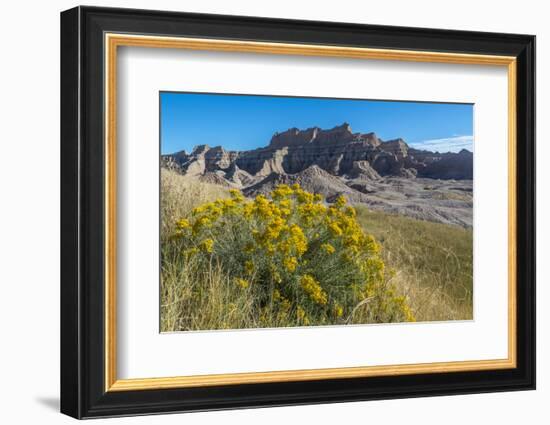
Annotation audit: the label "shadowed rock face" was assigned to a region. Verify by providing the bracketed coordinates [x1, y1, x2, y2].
[161, 123, 473, 227]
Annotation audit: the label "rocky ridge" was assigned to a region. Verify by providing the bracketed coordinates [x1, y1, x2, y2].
[162, 123, 473, 227]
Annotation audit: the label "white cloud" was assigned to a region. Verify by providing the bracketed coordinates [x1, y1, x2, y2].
[409, 135, 473, 153]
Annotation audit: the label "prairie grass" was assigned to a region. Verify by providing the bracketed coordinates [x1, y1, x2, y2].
[160, 170, 473, 331]
[355, 207, 473, 321]
[161, 169, 229, 243]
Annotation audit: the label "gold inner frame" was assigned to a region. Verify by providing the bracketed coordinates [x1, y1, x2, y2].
[104, 33, 517, 392]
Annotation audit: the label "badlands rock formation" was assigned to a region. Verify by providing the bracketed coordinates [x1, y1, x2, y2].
[162, 123, 473, 227]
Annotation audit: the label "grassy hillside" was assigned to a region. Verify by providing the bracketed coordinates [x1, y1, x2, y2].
[355, 207, 473, 321]
[160, 170, 473, 332]
[161, 169, 229, 243]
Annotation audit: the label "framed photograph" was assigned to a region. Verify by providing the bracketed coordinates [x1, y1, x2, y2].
[60, 6, 535, 419]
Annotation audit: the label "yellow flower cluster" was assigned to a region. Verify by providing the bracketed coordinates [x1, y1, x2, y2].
[176, 218, 191, 229]
[296, 305, 310, 325]
[300, 274, 328, 305]
[320, 243, 336, 254]
[192, 216, 211, 234]
[271, 184, 294, 200]
[328, 221, 343, 236]
[283, 256, 298, 272]
[228, 188, 244, 202]
[199, 238, 214, 253]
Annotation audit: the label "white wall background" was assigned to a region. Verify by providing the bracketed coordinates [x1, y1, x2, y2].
[0, 0, 545, 423]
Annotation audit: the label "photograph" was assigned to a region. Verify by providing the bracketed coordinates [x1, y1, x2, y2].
[160, 92, 474, 332]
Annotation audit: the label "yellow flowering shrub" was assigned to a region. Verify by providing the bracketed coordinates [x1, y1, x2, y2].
[169, 184, 414, 326]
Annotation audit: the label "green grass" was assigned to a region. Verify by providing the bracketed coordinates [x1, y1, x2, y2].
[355, 207, 473, 321]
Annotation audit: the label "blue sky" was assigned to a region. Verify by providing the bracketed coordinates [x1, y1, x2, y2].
[160, 92, 473, 154]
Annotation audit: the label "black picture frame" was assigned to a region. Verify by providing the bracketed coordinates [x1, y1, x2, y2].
[61, 5, 535, 419]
